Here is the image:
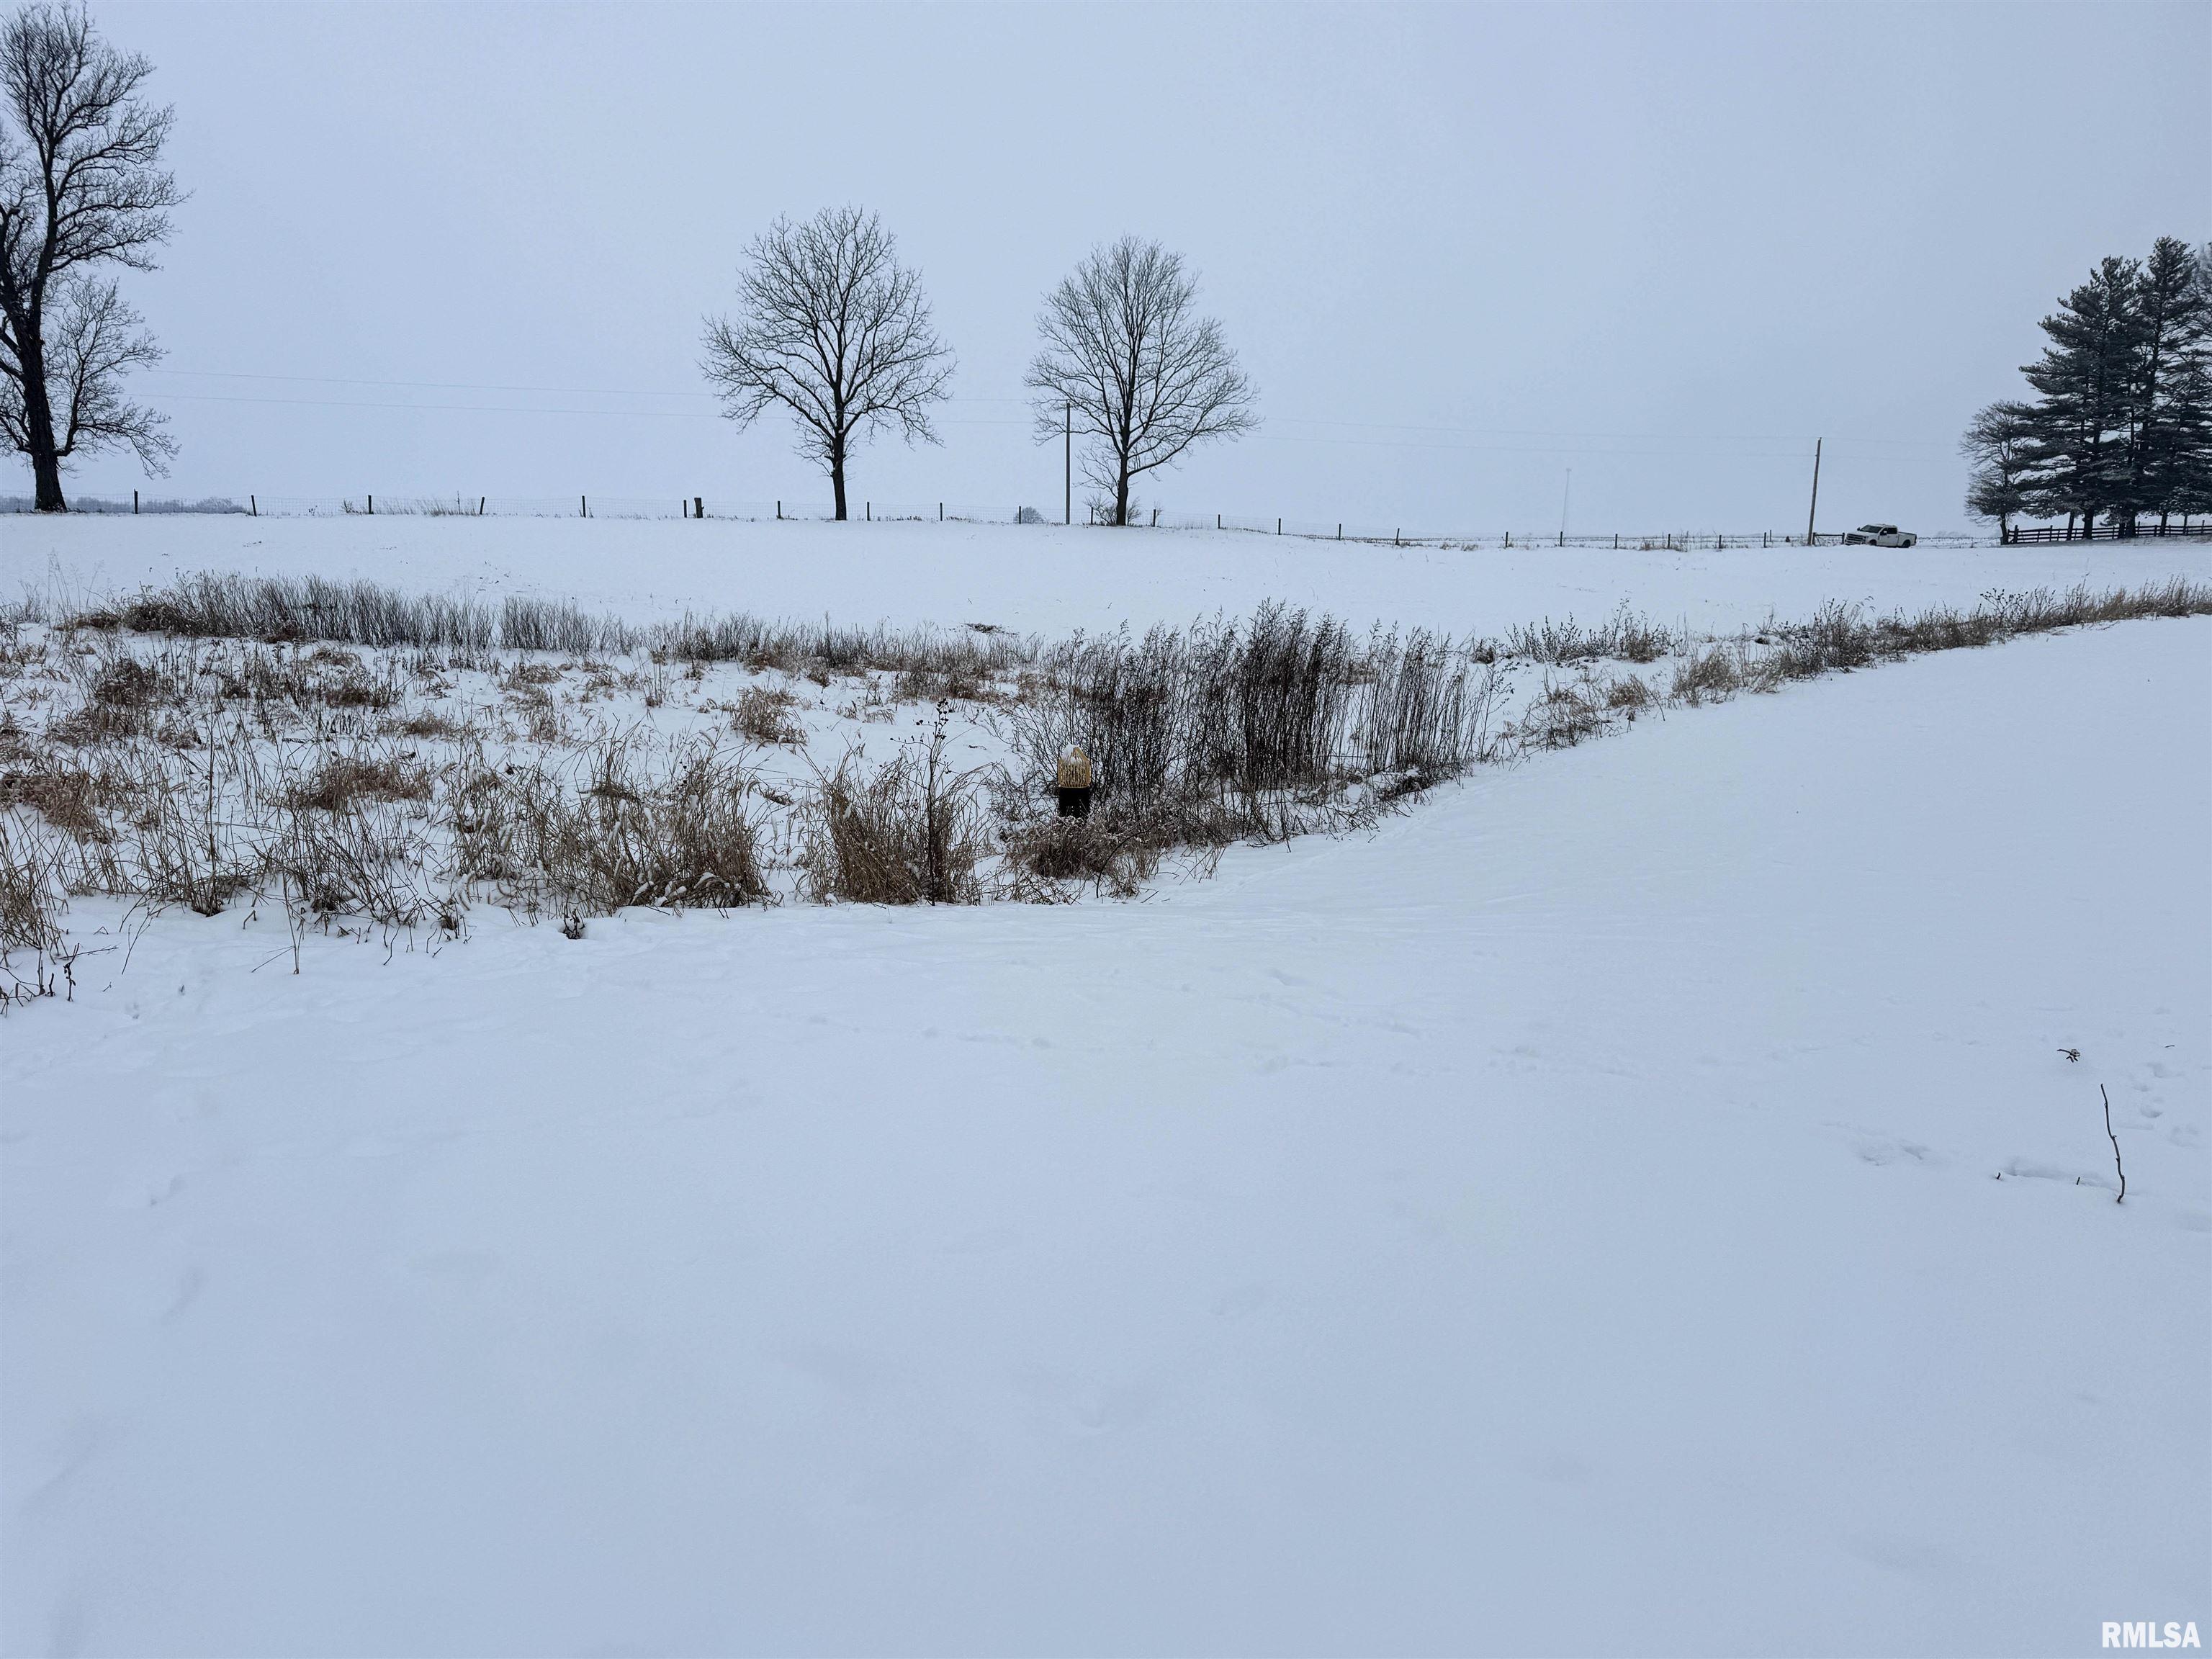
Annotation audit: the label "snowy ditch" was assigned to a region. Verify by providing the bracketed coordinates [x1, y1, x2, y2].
[1, 572, 2206, 1003]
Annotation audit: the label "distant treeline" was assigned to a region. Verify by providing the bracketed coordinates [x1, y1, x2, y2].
[1964, 238, 2211, 537]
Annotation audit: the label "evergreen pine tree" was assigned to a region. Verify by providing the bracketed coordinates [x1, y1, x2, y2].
[2128, 241, 2212, 530]
[2020, 258, 2142, 531]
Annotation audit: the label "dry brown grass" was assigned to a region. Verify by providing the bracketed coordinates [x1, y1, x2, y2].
[1671, 647, 1742, 704]
[279, 753, 433, 814]
[1517, 680, 1609, 750]
[731, 684, 806, 747]
[392, 707, 466, 740]
[0, 574, 2200, 968]
[0, 817, 72, 1003]
[0, 762, 109, 837]
[457, 734, 771, 917]
[797, 713, 989, 905]
[1001, 817, 1156, 897]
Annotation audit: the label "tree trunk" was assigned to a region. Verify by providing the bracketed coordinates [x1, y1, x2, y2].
[1114, 461, 1130, 527]
[17, 334, 67, 512]
[830, 444, 848, 521]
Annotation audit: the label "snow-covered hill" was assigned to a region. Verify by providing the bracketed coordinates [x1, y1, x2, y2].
[4, 565, 2205, 1653]
[9, 511, 2206, 639]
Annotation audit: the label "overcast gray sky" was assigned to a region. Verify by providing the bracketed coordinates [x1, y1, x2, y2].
[25, 1, 2211, 532]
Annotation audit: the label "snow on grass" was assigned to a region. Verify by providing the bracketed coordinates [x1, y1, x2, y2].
[9, 511, 2208, 638]
[1, 614, 2204, 1654]
[6, 576, 2203, 961]
[0, 519, 2206, 1653]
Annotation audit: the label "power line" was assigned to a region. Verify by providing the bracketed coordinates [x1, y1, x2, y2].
[153, 392, 1957, 461]
[150, 369, 715, 400]
[161, 392, 720, 418]
[145, 367, 1954, 449]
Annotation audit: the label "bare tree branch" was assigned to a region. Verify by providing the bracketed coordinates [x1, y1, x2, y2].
[0, 1, 179, 509]
[699, 205, 953, 521]
[1025, 237, 1257, 526]
[45, 273, 168, 464]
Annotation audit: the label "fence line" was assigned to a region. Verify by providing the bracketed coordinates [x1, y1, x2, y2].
[9, 490, 2205, 551]
[2000, 520, 2207, 544]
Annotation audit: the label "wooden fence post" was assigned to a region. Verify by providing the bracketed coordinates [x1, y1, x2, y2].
[251, 495, 257, 517]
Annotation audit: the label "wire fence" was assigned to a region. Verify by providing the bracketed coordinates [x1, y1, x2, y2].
[0, 491, 1027, 523]
[12, 489, 2201, 550]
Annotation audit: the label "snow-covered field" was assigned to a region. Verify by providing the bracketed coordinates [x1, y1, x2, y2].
[9, 512, 2208, 639]
[2, 520, 2208, 1656]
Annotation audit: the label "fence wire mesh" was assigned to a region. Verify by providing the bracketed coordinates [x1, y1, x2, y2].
[7, 490, 2200, 549]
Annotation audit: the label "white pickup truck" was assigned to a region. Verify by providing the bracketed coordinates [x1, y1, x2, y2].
[1841, 523, 1917, 548]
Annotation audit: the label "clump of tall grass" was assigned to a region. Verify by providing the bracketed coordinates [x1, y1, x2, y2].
[502, 595, 638, 655]
[0, 816, 72, 1003]
[659, 611, 1034, 678]
[1501, 603, 1678, 665]
[1011, 604, 1495, 827]
[796, 708, 989, 905]
[68, 573, 1047, 682]
[72, 572, 498, 651]
[1000, 817, 1159, 898]
[455, 733, 771, 917]
[730, 684, 806, 747]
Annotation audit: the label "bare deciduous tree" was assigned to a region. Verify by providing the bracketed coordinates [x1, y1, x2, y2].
[0, 1, 179, 511]
[701, 206, 953, 522]
[1026, 237, 1257, 528]
[1959, 398, 2037, 539]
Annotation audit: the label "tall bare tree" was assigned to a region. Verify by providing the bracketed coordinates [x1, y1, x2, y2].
[701, 206, 952, 521]
[0, 1, 178, 511]
[1026, 236, 1256, 527]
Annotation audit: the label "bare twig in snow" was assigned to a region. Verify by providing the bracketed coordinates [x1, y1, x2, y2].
[2100, 1084, 2126, 1204]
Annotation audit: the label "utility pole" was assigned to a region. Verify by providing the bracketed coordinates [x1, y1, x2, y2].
[1805, 438, 1822, 544]
[1064, 401, 1072, 526]
[1560, 469, 1571, 540]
